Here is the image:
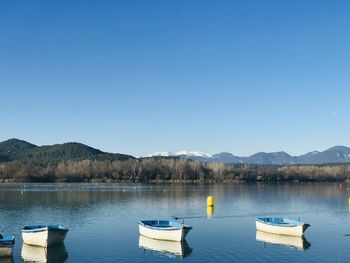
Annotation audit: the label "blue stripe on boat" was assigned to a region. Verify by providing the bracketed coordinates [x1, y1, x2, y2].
[139, 220, 192, 231]
[256, 217, 302, 227]
[0, 235, 15, 245]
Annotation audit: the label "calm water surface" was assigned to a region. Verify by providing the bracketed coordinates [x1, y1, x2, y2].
[1, 183, 350, 262]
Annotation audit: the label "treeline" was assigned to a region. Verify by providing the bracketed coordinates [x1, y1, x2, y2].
[1, 158, 350, 183]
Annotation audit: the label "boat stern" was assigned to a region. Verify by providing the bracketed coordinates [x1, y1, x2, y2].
[182, 225, 192, 238]
[303, 223, 311, 232]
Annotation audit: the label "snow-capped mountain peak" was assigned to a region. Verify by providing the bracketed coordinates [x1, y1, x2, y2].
[144, 151, 211, 158]
[176, 151, 212, 158]
[143, 151, 176, 157]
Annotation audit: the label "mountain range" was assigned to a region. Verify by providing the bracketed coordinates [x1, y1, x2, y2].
[1, 138, 350, 165]
[145, 146, 350, 165]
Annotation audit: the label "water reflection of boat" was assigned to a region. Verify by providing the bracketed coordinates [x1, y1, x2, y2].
[21, 243, 68, 263]
[0, 235, 15, 257]
[139, 235, 192, 259]
[0, 256, 14, 263]
[256, 231, 311, 250]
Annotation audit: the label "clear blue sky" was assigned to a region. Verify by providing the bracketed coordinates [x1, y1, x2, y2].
[1, 0, 349, 157]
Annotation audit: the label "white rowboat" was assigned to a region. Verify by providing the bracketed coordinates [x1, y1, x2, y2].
[21, 225, 68, 247]
[256, 217, 310, 237]
[139, 220, 192, 242]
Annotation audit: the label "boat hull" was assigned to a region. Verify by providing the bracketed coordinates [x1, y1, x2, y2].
[139, 224, 185, 242]
[256, 220, 305, 237]
[22, 228, 68, 247]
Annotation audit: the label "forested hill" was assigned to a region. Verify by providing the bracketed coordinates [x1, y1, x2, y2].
[0, 138, 134, 165]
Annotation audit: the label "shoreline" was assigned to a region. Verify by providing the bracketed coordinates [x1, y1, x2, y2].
[0, 178, 347, 184]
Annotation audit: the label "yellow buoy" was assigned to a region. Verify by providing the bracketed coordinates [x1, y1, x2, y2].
[207, 195, 214, 207]
[207, 205, 214, 217]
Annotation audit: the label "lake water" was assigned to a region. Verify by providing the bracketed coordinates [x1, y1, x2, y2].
[1, 183, 350, 262]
